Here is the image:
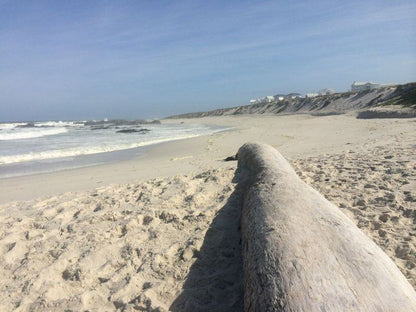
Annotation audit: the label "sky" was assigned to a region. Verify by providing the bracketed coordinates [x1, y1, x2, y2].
[1, 0, 415, 121]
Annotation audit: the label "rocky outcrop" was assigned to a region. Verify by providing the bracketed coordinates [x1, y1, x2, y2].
[116, 128, 150, 134]
[168, 82, 416, 118]
[237, 143, 416, 311]
[84, 119, 160, 126]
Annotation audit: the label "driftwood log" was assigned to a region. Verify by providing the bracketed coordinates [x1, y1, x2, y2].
[238, 143, 416, 312]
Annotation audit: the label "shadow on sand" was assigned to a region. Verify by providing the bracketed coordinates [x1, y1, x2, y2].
[170, 171, 245, 312]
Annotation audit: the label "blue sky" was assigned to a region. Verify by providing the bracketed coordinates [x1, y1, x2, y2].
[1, 0, 415, 121]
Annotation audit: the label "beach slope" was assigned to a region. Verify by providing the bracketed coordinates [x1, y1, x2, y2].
[0, 114, 415, 311]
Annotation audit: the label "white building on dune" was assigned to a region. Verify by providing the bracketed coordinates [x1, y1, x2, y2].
[265, 96, 275, 102]
[250, 96, 275, 105]
[249, 93, 303, 105]
[305, 89, 333, 98]
[273, 93, 302, 101]
[351, 81, 381, 92]
[286, 93, 302, 99]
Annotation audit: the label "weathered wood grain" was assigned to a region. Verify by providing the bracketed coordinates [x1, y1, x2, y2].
[238, 142, 416, 312]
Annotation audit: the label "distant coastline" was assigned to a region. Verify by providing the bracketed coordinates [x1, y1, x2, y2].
[167, 82, 416, 119]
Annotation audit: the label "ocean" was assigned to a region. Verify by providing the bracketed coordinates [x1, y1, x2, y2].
[0, 119, 227, 178]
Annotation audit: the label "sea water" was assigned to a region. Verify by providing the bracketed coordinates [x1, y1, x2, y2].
[0, 120, 227, 178]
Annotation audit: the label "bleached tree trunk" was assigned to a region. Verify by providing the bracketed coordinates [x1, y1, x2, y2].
[238, 142, 416, 312]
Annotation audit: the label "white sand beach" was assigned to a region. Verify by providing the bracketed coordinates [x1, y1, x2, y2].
[1, 113, 415, 311]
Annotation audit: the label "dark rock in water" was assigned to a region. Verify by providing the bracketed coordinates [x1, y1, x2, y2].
[91, 126, 111, 130]
[145, 119, 161, 124]
[224, 154, 238, 161]
[17, 122, 35, 128]
[116, 128, 150, 134]
[116, 129, 138, 133]
[84, 119, 160, 126]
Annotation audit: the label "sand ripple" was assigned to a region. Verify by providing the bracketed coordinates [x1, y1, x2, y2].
[0, 168, 243, 311]
[292, 144, 416, 288]
[0, 144, 414, 310]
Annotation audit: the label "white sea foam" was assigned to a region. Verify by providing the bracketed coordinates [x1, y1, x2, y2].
[0, 133, 202, 164]
[0, 123, 27, 130]
[0, 121, 82, 130]
[0, 127, 68, 141]
[34, 121, 80, 127]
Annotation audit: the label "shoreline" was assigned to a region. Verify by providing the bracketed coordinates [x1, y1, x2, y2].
[0, 125, 234, 180]
[0, 130, 235, 204]
[0, 122, 230, 177]
[0, 113, 415, 310]
[1, 113, 415, 204]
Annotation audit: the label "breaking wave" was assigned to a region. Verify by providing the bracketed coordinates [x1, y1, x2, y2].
[0, 134, 201, 164]
[0, 127, 68, 141]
